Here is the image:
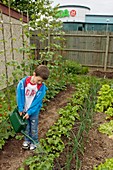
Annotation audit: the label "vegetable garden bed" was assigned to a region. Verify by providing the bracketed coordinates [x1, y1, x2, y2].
[0, 84, 75, 170]
[1, 72, 113, 170]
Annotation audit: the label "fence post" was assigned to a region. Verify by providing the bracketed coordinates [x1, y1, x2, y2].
[104, 32, 110, 71]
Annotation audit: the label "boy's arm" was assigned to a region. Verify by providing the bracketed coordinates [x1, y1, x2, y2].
[16, 77, 26, 112]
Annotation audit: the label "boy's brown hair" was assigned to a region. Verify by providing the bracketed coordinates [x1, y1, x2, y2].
[34, 65, 50, 80]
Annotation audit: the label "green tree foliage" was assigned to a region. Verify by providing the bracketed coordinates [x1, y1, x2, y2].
[1, 0, 60, 20]
[1, 0, 64, 70]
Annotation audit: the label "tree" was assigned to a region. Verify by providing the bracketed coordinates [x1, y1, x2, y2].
[1, 0, 65, 68]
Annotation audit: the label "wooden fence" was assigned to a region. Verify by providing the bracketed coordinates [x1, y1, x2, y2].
[49, 31, 113, 71]
[1, 25, 113, 89]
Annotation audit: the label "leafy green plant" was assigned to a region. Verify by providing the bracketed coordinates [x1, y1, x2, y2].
[95, 84, 113, 112]
[98, 120, 113, 136]
[65, 60, 89, 75]
[22, 80, 91, 169]
[0, 118, 15, 149]
[64, 77, 100, 170]
[95, 84, 113, 137]
[0, 88, 17, 148]
[0, 62, 68, 149]
[105, 107, 113, 119]
[0, 0, 66, 149]
[94, 158, 113, 170]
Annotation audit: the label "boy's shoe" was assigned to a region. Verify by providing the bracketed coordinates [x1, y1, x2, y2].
[22, 141, 30, 149]
[29, 143, 36, 150]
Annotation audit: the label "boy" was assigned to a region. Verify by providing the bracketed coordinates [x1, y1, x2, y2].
[16, 65, 50, 150]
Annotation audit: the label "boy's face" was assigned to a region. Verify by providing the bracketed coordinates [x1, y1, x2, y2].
[34, 75, 43, 84]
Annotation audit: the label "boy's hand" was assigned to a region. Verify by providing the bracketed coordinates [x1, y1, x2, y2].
[23, 113, 29, 119]
[19, 112, 23, 116]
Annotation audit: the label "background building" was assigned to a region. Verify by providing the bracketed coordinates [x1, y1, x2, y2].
[57, 5, 113, 31]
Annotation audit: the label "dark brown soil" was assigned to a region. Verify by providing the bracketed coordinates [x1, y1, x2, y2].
[0, 85, 75, 170]
[1, 71, 113, 170]
[53, 70, 113, 170]
[91, 70, 113, 79]
[53, 112, 113, 170]
[81, 112, 113, 170]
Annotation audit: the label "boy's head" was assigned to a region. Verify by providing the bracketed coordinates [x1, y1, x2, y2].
[33, 65, 50, 84]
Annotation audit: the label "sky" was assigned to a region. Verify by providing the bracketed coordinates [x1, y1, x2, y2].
[52, 0, 113, 15]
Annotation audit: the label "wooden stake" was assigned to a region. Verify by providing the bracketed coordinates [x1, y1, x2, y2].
[104, 33, 110, 71]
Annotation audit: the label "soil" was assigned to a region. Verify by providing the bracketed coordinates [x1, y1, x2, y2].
[91, 70, 113, 79]
[53, 112, 113, 170]
[81, 112, 113, 170]
[1, 71, 113, 170]
[0, 85, 75, 170]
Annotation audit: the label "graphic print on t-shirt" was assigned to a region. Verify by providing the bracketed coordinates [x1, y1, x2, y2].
[24, 76, 42, 112]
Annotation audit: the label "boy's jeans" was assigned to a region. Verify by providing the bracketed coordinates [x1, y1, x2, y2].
[24, 114, 38, 144]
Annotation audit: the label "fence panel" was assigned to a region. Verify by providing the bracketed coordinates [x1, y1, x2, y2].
[57, 31, 113, 70]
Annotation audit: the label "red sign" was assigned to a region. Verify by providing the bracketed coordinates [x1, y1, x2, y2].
[70, 10, 76, 17]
